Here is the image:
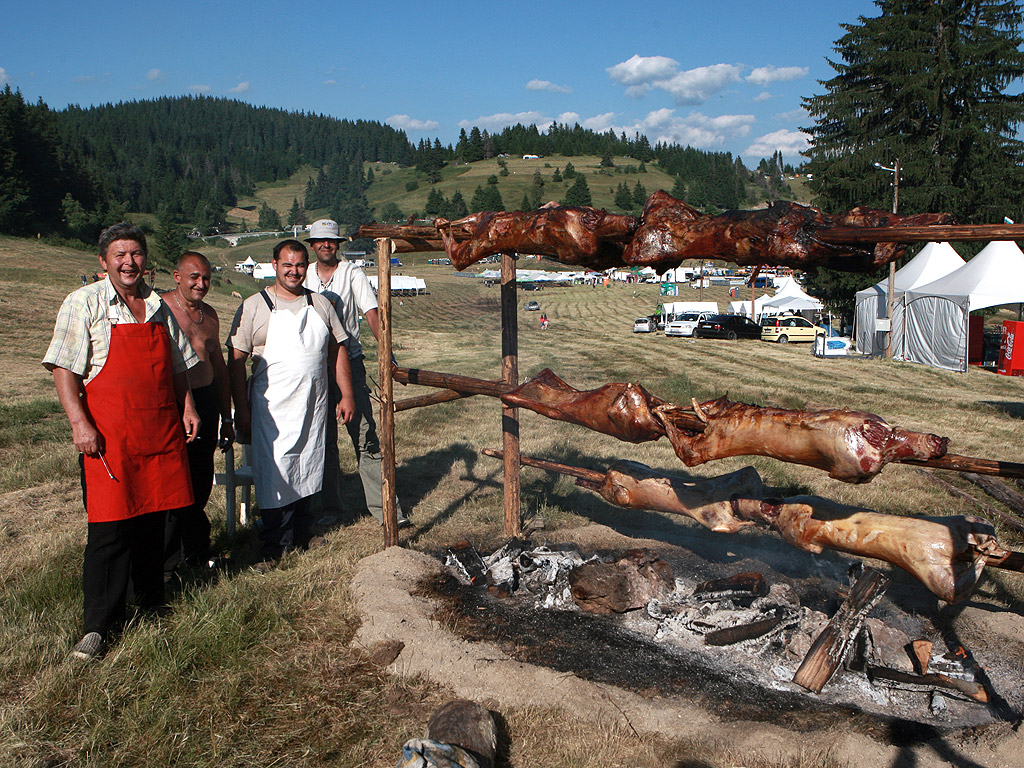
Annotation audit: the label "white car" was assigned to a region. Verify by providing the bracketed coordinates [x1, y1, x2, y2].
[664, 312, 710, 337]
[633, 317, 655, 333]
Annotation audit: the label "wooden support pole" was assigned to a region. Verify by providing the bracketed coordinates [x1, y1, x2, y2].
[377, 238, 399, 548]
[818, 222, 1024, 244]
[501, 252, 521, 537]
[394, 389, 473, 412]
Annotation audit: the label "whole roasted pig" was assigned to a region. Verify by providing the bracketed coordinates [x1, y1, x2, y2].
[658, 397, 949, 484]
[435, 204, 639, 270]
[623, 191, 956, 273]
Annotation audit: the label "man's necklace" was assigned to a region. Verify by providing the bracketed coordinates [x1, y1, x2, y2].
[173, 290, 204, 324]
[316, 263, 337, 291]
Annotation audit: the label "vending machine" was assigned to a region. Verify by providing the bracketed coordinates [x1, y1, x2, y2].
[998, 320, 1024, 376]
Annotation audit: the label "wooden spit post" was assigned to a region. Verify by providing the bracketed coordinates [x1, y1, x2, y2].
[501, 252, 522, 536]
[377, 237, 399, 547]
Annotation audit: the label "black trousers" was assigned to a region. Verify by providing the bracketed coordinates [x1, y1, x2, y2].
[82, 512, 166, 636]
[164, 383, 218, 573]
[258, 495, 313, 560]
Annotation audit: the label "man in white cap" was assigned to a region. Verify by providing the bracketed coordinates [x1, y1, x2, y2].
[303, 218, 409, 528]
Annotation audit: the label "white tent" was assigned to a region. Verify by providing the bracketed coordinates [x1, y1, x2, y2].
[368, 275, 426, 294]
[854, 242, 965, 357]
[902, 241, 1024, 371]
[730, 294, 773, 317]
[759, 278, 823, 314]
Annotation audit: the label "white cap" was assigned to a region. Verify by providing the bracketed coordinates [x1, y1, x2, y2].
[306, 219, 344, 241]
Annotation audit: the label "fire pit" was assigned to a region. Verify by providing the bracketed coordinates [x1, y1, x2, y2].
[434, 526, 1024, 732]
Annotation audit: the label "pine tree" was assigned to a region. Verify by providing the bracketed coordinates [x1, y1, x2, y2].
[449, 190, 468, 218]
[258, 202, 282, 230]
[562, 175, 592, 206]
[802, 0, 1024, 313]
[614, 181, 634, 210]
[563, 162, 576, 180]
[551, 167, 563, 183]
[633, 181, 648, 208]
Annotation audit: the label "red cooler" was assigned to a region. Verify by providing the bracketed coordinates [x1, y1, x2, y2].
[998, 320, 1024, 376]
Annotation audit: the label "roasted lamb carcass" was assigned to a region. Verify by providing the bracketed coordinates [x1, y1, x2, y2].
[729, 496, 1005, 603]
[435, 205, 639, 270]
[501, 368, 666, 443]
[623, 190, 956, 273]
[657, 397, 949, 484]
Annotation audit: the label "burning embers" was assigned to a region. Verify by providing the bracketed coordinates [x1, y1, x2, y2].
[444, 540, 1014, 726]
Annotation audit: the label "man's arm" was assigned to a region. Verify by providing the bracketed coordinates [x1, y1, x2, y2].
[329, 339, 356, 424]
[228, 347, 252, 442]
[173, 371, 201, 443]
[364, 307, 380, 342]
[52, 367, 103, 457]
[207, 313, 236, 446]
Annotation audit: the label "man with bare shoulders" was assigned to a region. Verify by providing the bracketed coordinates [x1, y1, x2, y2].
[163, 251, 235, 580]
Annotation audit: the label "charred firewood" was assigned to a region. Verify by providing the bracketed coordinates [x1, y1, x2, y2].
[694, 572, 770, 599]
[794, 568, 891, 693]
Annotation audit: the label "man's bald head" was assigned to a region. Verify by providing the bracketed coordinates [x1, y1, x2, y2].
[177, 251, 211, 272]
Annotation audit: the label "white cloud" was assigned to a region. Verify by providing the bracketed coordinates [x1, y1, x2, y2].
[608, 55, 742, 105]
[228, 81, 250, 93]
[458, 110, 555, 132]
[746, 65, 808, 86]
[147, 68, 163, 83]
[189, 84, 212, 94]
[556, 111, 580, 125]
[0, 67, 8, 86]
[745, 129, 810, 159]
[607, 54, 679, 85]
[581, 112, 618, 131]
[322, 78, 337, 85]
[631, 109, 756, 150]
[753, 91, 772, 102]
[386, 114, 439, 131]
[72, 75, 95, 84]
[774, 108, 806, 122]
[526, 79, 572, 94]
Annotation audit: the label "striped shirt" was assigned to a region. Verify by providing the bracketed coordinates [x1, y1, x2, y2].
[43, 278, 198, 384]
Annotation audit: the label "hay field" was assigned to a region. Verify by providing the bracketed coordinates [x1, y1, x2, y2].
[1, 235, 1022, 767]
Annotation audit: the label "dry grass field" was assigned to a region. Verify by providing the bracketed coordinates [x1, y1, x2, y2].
[1, 234, 1022, 767]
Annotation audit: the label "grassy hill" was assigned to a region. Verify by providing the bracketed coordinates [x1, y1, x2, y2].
[3, 235, 1022, 766]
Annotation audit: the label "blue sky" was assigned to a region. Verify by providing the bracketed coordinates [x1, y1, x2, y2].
[1, 0, 882, 165]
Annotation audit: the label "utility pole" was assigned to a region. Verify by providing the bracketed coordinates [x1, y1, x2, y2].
[874, 160, 900, 358]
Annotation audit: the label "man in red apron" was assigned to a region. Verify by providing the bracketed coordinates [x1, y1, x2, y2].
[44, 223, 201, 660]
[227, 240, 354, 570]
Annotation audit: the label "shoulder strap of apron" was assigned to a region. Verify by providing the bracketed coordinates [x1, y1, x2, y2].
[260, 289, 274, 310]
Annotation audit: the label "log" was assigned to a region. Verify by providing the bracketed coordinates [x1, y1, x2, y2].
[916, 468, 1024, 535]
[704, 609, 788, 646]
[964, 472, 1024, 519]
[910, 639, 933, 675]
[793, 568, 891, 693]
[901, 454, 1024, 480]
[865, 664, 989, 704]
[501, 252, 522, 537]
[377, 238, 399, 547]
[394, 388, 473, 412]
[694, 572, 770, 599]
[818, 223, 1024, 244]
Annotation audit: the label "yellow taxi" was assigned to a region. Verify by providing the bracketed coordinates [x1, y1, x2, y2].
[760, 314, 827, 343]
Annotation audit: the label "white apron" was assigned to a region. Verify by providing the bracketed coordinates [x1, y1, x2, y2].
[250, 290, 329, 508]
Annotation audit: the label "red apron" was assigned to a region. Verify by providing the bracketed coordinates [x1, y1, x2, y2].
[82, 321, 194, 522]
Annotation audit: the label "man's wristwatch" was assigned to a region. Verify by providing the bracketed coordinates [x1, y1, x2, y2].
[222, 417, 234, 426]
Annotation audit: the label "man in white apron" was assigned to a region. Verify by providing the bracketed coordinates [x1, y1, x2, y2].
[227, 240, 354, 568]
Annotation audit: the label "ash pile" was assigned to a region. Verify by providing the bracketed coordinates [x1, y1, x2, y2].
[444, 538, 1021, 728]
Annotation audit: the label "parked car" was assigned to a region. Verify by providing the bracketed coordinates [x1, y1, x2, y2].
[664, 312, 712, 337]
[525, 300, 541, 311]
[633, 317, 655, 333]
[693, 314, 762, 340]
[759, 314, 826, 343]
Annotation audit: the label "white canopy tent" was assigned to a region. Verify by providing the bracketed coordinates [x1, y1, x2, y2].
[759, 278, 823, 315]
[730, 294, 773, 317]
[902, 241, 1024, 371]
[853, 242, 965, 357]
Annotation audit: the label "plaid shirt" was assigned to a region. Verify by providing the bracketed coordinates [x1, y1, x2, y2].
[43, 278, 198, 384]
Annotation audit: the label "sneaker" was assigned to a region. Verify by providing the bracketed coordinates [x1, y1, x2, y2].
[71, 632, 103, 660]
[305, 536, 329, 550]
[397, 517, 413, 530]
